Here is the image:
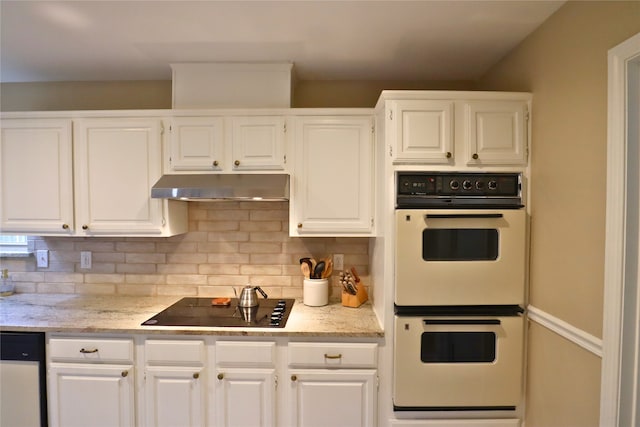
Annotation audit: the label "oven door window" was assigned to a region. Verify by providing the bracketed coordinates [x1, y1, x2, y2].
[422, 229, 499, 261]
[420, 332, 496, 363]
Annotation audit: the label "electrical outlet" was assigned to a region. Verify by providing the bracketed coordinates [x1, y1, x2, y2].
[333, 253, 344, 271]
[36, 250, 49, 268]
[80, 251, 92, 269]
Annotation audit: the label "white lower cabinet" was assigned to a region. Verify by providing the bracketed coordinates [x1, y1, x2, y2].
[287, 342, 379, 427]
[47, 337, 135, 427]
[214, 341, 277, 427]
[47, 336, 379, 427]
[143, 339, 206, 427]
[288, 369, 377, 427]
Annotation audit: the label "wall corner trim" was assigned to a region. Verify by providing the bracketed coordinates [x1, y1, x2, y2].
[527, 305, 603, 357]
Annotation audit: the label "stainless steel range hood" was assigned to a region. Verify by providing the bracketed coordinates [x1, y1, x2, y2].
[151, 174, 290, 201]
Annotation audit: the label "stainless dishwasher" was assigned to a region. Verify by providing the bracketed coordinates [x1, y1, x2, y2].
[0, 331, 48, 427]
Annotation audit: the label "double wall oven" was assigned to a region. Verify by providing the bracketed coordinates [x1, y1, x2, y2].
[393, 172, 527, 412]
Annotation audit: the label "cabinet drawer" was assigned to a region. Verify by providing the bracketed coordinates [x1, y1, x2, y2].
[288, 342, 377, 368]
[49, 337, 133, 363]
[216, 341, 276, 367]
[145, 339, 205, 365]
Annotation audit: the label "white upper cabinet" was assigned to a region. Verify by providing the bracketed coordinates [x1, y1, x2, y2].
[1, 115, 187, 236]
[391, 100, 454, 164]
[74, 118, 171, 236]
[169, 116, 225, 171]
[291, 116, 374, 236]
[464, 100, 528, 165]
[380, 92, 530, 168]
[231, 116, 286, 170]
[168, 115, 287, 173]
[0, 118, 74, 234]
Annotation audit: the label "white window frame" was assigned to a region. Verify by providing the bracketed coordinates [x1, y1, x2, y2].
[0, 234, 30, 255]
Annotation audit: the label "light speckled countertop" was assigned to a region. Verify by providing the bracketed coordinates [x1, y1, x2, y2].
[0, 293, 383, 337]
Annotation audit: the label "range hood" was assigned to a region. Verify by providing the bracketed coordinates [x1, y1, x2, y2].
[151, 174, 289, 201]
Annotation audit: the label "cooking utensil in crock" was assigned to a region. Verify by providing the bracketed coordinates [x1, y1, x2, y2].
[313, 261, 326, 279]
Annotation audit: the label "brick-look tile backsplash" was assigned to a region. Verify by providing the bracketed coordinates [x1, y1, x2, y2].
[0, 202, 370, 301]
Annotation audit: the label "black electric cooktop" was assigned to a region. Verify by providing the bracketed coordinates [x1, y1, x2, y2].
[141, 297, 294, 328]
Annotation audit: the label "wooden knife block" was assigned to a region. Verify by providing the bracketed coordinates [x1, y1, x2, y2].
[341, 283, 368, 308]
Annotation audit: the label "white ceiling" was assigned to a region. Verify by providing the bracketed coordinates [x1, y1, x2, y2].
[0, 0, 565, 83]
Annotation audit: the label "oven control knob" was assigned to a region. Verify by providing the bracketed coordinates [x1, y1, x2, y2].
[449, 180, 460, 190]
[488, 180, 498, 190]
[462, 180, 473, 190]
[476, 181, 485, 190]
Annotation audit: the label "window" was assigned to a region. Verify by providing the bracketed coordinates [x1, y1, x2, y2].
[0, 235, 30, 255]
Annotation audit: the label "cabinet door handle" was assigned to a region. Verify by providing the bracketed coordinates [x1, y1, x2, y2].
[446, 151, 452, 158]
[193, 373, 199, 379]
[234, 160, 240, 166]
[79, 348, 98, 354]
[62, 223, 70, 230]
[82, 225, 89, 230]
[324, 353, 342, 360]
[217, 373, 224, 380]
[213, 160, 219, 167]
[121, 371, 128, 377]
[472, 153, 479, 160]
[297, 223, 303, 228]
[291, 375, 297, 381]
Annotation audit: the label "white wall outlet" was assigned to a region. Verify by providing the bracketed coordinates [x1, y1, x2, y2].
[333, 253, 344, 271]
[36, 250, 49, 268]
[80, 251, 92, 269]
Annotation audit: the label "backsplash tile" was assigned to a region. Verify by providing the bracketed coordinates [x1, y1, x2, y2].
[1, 202, 370, 301]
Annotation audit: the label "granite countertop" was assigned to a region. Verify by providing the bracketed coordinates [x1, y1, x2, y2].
[0, 293, 384, 338]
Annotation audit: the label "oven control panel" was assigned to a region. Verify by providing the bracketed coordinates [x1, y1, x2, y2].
[396, 172, 522, 208]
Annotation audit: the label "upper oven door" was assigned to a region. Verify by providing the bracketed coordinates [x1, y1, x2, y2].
[395, 209, 526, 306]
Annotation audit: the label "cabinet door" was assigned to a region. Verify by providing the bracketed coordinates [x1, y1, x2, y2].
[288, 369, 377, 427]
[74, 118, 164, 235]
[48, 364, 134, 427]
[215, 368, 276, 427]
[169, 117, 224, 171]
[465, 101, 528, 165]
[145, 366, 205, 427]
[392, 100, 454, 163]
[0, 118, 74, 234]
[231, 116, 286, 170]
[292, 117, 373, 236]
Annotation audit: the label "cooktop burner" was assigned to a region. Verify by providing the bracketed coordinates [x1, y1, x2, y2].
[141, 297, 294, 328]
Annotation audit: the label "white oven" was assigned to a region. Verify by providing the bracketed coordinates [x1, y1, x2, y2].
[395, 208, 526, 306]
[393, 310, 524, 411]
[393, 172, 527, 412]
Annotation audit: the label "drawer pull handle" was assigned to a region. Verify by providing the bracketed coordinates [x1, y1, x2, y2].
[121, 371, 128, 377]
[79, 348, 98, 354]
[193, 373, 199, 379]
[217, 373, 224, 380]
[324, 353, 342, 360]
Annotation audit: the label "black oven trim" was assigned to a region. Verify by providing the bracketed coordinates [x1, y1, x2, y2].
[393, 404, 517, 412]
[394, 304, 524, 317]
[396, 171, 524, 209]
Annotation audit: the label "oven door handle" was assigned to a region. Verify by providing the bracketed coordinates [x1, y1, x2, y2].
[423, 319, 501, 325]
[425, 213, 504, 219]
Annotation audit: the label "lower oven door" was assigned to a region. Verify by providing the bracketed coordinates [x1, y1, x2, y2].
[395, 209, 527, 306]
[393, 314, 524, 411]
